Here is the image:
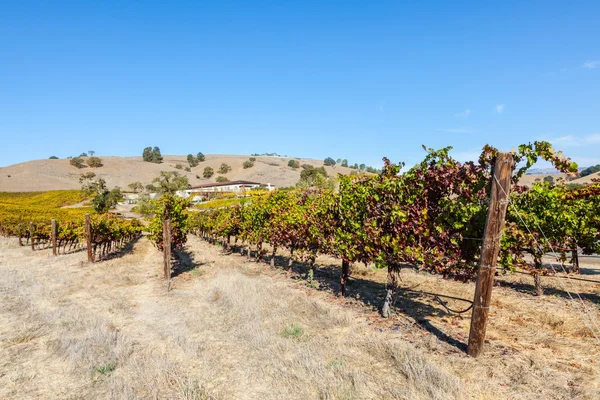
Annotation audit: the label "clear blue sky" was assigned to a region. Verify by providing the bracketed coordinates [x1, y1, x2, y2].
[1, 1, 599, 168]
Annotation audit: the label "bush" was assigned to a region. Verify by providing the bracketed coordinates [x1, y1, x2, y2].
[203, 166, 214, 178]
[80, 152, 88, 157]
[249, 157, 256, 162]
[324, 157, 336, 166]
[86, 156, 103, 168]
[197, 152, 205, 162]
[243, 160, 254, 169]
[288, 160, 300, 169]
[70, 157, 85, 169]
[49, 156, 59, 159]
[184, 167, 191, 172]
[215, 176, 230, 183]
[218, 163, 232, 174]
[301, 164, 313, 170]
[341, 159, 348, 168]
[174, 163, 184, 170]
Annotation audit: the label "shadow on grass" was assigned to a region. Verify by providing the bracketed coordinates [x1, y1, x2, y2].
[495, 278, 600, 304]
[172, 247, 206, 278]
[266, 255, 470, 352]
[101, 234, 143, 262]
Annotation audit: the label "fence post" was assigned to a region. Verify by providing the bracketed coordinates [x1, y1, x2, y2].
[467, 152, 513, 357]
[30, 222, 35, 250]
[51, 219, 57, 256]
[85, 214, 93, 263]
[163, 218, 172, 283]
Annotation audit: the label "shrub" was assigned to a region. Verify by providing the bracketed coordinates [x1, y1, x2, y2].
[215, 176, 230, 183]
[86, 156, 103, 168]
[49, 156, 59, 159]
[203, 166, 214, 178]
[324, 157, 336, 166]
[174, 163, 184, 170]
[197, 152, 205, 162]
[288, 160, 300, 169]
[301, 164, 313, 170]
[184, 167, 191, 172]
[218, 163, 232, 174]
[341, 159, 348, 168]
[249, 157, 256, 162]
[70, 157, 85, 169]
[80, 152, 88, 157]
[243, 160, 254, 169]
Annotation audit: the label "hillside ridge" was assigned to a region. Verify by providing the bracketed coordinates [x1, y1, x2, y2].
[0, 154, 354, 192]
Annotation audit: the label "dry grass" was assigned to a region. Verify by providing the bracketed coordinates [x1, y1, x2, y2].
[1, 236, 599, 399]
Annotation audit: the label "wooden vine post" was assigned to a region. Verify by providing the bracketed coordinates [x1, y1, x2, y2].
[85, 214, 93, 263]
[51, 219, 57, 256]
[29, 222, 34, 250]
[162, 217, 172, 289]
[467, 152, 513, 357]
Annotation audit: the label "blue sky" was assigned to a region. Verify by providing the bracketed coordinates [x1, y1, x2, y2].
[1, 1, 599, 168]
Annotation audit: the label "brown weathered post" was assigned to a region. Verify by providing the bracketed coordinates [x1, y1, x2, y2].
[51, 219, 57, 256]
[29, 222, 35, 250]
[467, 152, 513, 357]
[85, 214, 93, 263]
[572, 249, 580, 274]
[162, 218, 171, 281]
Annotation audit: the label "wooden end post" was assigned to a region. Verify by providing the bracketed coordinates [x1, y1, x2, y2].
[467, 152, 513, 357]
[85, 214, 93, 263]
[163, 218, 172, 282]
[51, 219, 57, 256]
[29, 222, 35, 250]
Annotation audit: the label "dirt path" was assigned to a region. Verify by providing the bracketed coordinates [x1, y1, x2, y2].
[1, 236, 599, 399]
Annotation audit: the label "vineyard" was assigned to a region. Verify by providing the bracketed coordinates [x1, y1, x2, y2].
[1, 145, 600, 398]
[0, 190, 143, 261]
[181, 143, 600, 353]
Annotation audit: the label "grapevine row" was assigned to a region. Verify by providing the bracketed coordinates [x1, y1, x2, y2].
[189, 142, 600, 313]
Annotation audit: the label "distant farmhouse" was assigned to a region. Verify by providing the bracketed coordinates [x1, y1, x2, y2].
[179, 180, 275, 201]
[122, 181, 275, 204]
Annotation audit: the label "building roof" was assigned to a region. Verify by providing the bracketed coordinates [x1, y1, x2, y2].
[190, 180, 265, 189]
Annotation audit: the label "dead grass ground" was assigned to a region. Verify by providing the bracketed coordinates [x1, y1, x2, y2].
[1, 236, 599, 399]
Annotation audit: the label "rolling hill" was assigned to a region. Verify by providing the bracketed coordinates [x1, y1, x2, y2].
[0, 155, 355, 192]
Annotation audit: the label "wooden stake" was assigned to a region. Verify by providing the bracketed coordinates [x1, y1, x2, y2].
[85, 214, 93, 263]
[29, 222, 35, 250]
[163, 218, 172, 283]
[467, 152, 513, 357]
[51, 219, 57, 256]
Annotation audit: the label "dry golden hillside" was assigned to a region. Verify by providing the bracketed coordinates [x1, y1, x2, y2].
[0, 155, 355, 192]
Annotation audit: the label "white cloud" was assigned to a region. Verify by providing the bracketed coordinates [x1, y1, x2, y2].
[583, 60, 599, 69]
[436, 128, 472, 134]
[544, 133, 600, 147]
[496, 104, 505, 114]
[455, 109, 471, 118]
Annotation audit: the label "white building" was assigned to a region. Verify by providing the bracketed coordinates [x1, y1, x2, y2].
[179, 180, 275, 199]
